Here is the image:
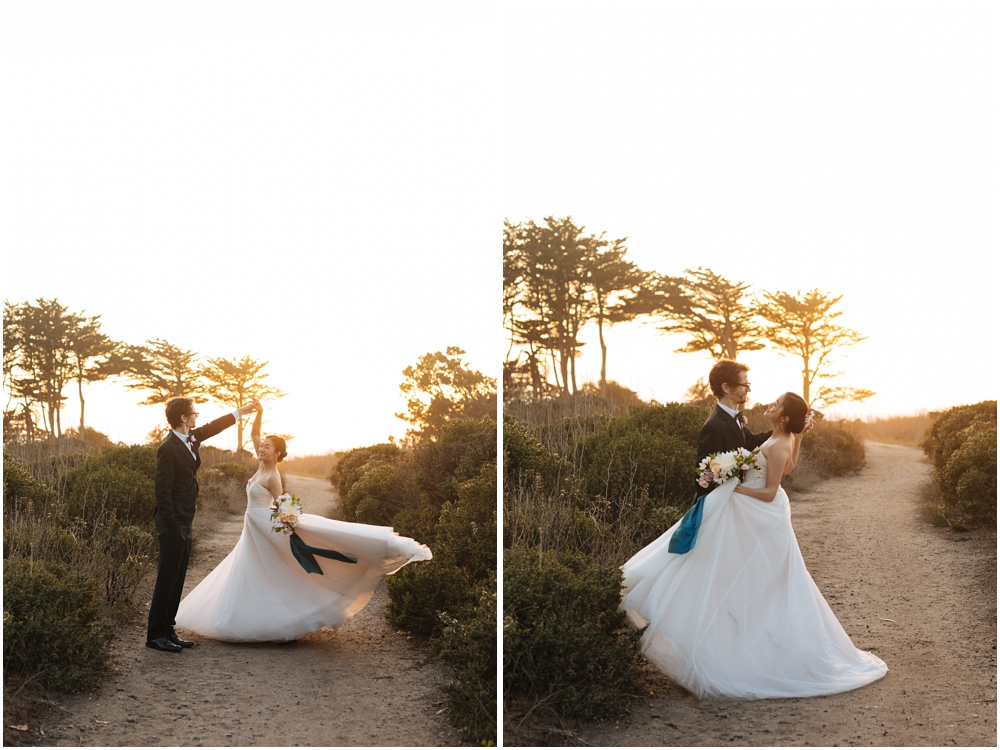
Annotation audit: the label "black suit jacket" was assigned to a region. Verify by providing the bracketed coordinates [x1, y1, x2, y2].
[695, 405, 772, 485]
[154, 413, 236, 532]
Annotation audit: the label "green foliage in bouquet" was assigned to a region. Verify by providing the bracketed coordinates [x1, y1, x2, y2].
[503, 547, 645, 721]
[3, 558, 115, 692]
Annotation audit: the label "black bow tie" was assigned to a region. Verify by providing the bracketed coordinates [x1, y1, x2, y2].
[735, 411, 744, 420]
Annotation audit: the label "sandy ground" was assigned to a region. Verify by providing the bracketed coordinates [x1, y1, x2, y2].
[32, 475, 462, 747]
[556, 441, 997, 747]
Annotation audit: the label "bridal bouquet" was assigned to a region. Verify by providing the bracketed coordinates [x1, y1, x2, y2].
[696, 447, 761, 489]
[270, 493, 303, 535]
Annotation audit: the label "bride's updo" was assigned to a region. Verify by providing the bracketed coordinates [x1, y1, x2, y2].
[265, 435, 288, 462]
[781, 393, 809, 434]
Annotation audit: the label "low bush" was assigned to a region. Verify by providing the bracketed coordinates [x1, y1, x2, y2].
[940, 424, 997, 524]
[925, 404, 998, 527]
[502, 414, 571, 492]
[344, 459, 421, 528]
[386, 461, 496, 639]
[62, 463, 156, 526]
[202, 461, 253, 484]
[798, 420, 866, 478]
[59, 445, 158, 525]
[924, 401, 997, 472]
[439, 573, 497, 745]
[503, 547, 645, 721]
[3, 454, 48, 509]
[3, 557, 115, 692]
[331, 443, 403, 499]
[580, 402, 709, 511]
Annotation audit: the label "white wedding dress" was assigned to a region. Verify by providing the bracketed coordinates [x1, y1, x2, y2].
[175, 481, 432, 642]
[620, 451, 887, 699]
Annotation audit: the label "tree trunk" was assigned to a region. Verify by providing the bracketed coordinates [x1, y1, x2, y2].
[77, 375, 86, 435]
[570, 349, 577, 395]
[597, 313, 608, 397]
[802, 362, 811, 403]
[236, 417, 244, 454]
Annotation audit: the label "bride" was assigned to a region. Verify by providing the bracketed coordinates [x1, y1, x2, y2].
[175, 402, 432, 642]
[620, 392, 887, 699]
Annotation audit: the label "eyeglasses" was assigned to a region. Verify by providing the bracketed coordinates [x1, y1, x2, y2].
[729, 383, 750, 390]
[186, 412, 200, 417]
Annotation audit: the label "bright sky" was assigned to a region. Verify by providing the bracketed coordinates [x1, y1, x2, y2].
[2, 2, 498, 456]
[501, 1, 998, 419]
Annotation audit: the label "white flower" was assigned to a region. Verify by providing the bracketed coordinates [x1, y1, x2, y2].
[712, 452, 738, 476]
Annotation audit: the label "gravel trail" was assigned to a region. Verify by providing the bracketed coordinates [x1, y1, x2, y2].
[35, 474, 461, 747]
[573, 441, 997, 747]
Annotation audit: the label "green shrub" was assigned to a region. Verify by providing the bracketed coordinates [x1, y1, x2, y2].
[412, 417, 497, 507]
[342, 459, 421, 527]
[3, 557, 115, 692]
[580, 402, 708, 510]
[439, 573, 497, 745]
[503, 547, 644, 721]
[924, 401, 997, 471]
[435, 463, 497, 583]
[202, 461, 253, 484]
[57, 445, 158, 525]
[62, 463, 156, 525]
[502, 414, 566, 490]
[798, 421, 866, 477]
[386, 561, 477, 638]
[386, 462, 496, 638]
[331, 443, 403, 498]
[3, 454, 47, 507]
[939, 423, 997, 525]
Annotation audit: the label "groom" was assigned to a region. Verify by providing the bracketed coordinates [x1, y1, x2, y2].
[695, 360, 772, 494]
[146, 396, 259, 652]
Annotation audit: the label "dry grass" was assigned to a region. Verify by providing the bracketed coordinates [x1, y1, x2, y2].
[281, 452, 344, 480]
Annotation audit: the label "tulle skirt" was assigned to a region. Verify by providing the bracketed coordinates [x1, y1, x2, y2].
[620, 477, 886, 699]
[176, 510, 432, 642]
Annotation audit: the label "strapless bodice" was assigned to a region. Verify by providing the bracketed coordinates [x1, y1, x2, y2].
[246, 481, 274, 509]
[742, 453, 768, 489]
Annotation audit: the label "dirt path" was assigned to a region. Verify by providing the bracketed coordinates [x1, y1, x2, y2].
[573, 441, 997, 747]
[37, 474, 462, 747]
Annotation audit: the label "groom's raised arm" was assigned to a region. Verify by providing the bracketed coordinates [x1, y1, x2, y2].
[191, 400, 259, 443]
[191, 411, 239, 443]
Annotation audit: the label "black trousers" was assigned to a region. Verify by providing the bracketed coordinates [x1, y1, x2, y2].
[146, 515, 192, 641]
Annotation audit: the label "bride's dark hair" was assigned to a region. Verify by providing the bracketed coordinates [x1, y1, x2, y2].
[265, 435, 287, 462]
[781, 393, 809, 434]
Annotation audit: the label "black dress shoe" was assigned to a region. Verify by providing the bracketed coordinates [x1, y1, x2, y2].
[146, 636, 182, 652]
[168, 633, 195, 648]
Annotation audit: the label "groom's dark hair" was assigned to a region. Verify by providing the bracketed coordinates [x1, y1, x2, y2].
[165, 397, 195, 428]
[708, 360, 749, 399]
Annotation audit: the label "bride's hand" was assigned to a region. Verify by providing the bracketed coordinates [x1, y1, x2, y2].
[734, 480, 744, 496]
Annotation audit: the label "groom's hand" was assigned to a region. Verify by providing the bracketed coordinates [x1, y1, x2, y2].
[237, 400, 259, 417]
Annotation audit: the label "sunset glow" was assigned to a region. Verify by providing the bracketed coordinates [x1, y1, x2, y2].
[501, 2, 997, 417]
[3, 3, 497, 455]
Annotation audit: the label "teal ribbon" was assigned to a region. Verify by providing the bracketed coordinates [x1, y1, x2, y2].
[289, 531, 358, 575]
[667, 494, 706, 554]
